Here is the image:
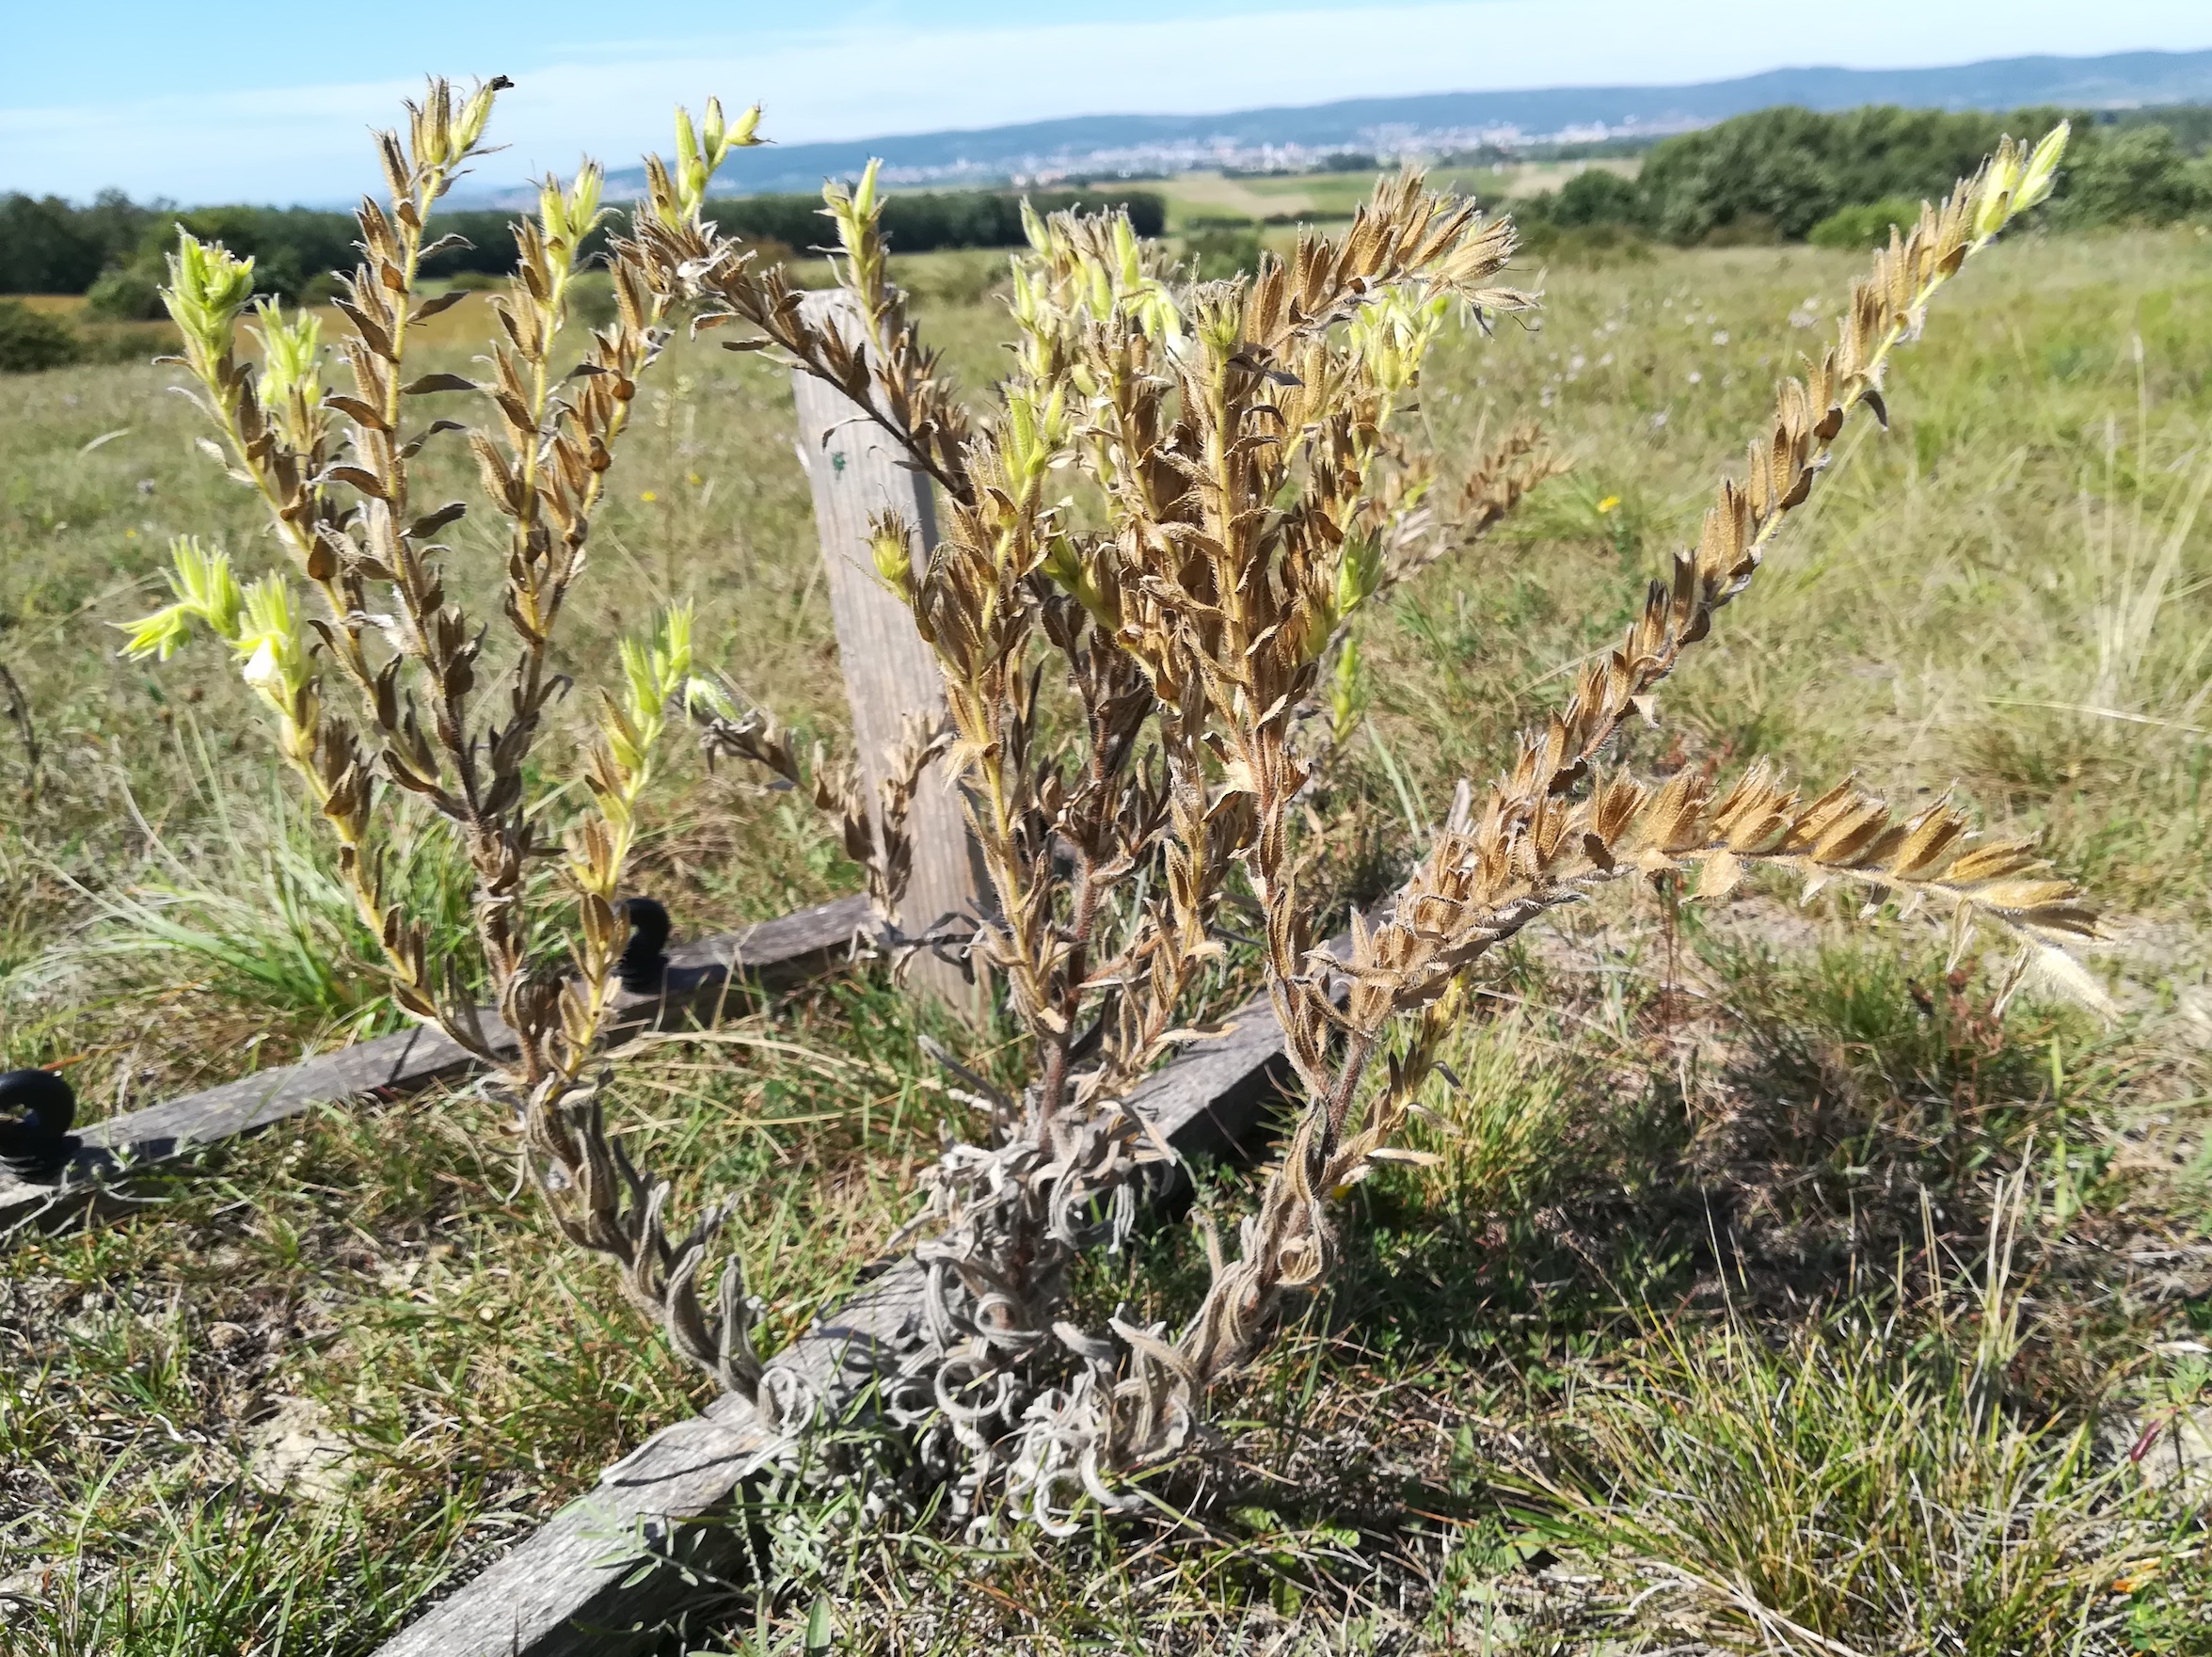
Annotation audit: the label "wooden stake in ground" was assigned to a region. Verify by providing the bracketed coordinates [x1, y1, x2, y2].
[790, 290, 981, 1013]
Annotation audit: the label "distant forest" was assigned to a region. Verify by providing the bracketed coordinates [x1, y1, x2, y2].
[0, 188, 1167, 311]
[3, 103, 2208, 312]
[1507, 104, 2212, 249]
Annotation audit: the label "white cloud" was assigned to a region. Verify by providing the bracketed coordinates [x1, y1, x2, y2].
[7, 0, 2204, 199]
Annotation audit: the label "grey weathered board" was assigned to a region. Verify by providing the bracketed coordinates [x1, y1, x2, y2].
[791, 290, 981, 1014]
[0, 894, 877, 1235]
[373, 995, 1302, 1657]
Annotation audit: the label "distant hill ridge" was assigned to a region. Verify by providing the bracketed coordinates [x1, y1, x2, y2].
[574, 47, 2212, 200]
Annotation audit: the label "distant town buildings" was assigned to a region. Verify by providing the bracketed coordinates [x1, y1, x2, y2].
[878, 119, 1703, 188]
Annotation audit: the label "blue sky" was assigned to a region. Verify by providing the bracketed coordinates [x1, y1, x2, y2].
[4, 0, 2207, 202]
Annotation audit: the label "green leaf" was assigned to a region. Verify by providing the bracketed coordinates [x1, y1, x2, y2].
[804, 1594, 834, 1652]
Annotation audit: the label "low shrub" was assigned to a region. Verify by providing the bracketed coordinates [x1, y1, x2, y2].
[1808, 195, 1928, 247]
[84, 266, 167, 321]
[0, 300, 84, 373]
[1185, 224, 1264, 279]
[1548, 167, 1651, 230]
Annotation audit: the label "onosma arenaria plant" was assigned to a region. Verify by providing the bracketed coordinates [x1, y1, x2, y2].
[133, 84, 2090, 1536]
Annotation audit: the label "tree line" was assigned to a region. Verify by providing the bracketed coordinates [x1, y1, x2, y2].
[7, 102, 2207, 313]
[0, 186, 1168, 311]
[1513, 104, 2212, 247]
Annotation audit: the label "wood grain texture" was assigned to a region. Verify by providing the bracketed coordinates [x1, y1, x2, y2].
[371, 989, 1307, 1657]
[0, 895, 878, 1235]
[790, 292, 980, 1014]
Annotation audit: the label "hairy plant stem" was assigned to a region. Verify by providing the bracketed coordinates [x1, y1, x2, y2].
[143, 81, 775, 1403]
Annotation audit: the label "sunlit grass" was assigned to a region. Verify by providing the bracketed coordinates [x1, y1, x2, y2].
[2, 229, 2208, 1652]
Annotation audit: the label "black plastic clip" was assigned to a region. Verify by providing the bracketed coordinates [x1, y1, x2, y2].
[0, 1069, 79, 1182]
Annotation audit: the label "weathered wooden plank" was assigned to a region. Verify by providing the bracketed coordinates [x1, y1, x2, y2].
[365, 1403, 783, 1657]
[0, 895, 878, 1235]
[791, 291, 980, 1014]
[372, 987, 1306, 1657]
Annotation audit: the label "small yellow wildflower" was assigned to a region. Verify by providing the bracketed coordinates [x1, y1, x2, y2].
[1597, 495, 1621, 515]
[640, 490, 659, 503]
[686, 471, 704, 486]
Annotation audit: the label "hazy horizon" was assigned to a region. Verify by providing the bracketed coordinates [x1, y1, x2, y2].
[4, 0, 2208, 203]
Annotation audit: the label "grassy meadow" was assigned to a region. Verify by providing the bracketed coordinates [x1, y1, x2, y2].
[1151, 160, 1641, 228]
[3, 220, 2211, 1652]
